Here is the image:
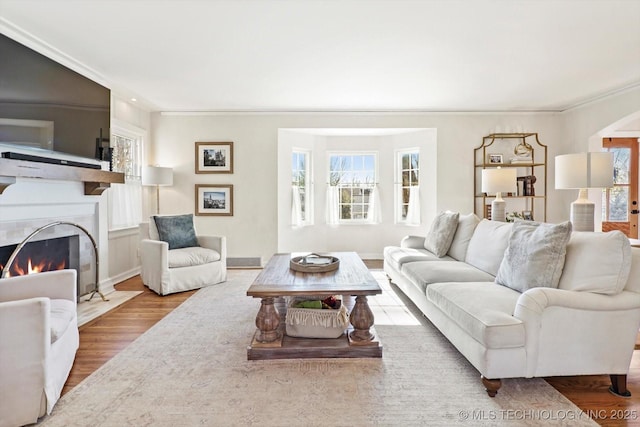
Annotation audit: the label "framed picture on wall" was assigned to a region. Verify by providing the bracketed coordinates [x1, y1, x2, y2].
[195, 184, 233, 216]
[195, 142, 234, 174]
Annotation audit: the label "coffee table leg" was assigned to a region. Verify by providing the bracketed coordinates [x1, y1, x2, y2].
[349, 295, 374, 342]
[255, 297, 280, 343]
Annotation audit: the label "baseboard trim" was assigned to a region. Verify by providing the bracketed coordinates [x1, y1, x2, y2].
[227, 257, 262, 268]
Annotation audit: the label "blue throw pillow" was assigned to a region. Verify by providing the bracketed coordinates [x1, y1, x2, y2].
[153, 214, 199, 249]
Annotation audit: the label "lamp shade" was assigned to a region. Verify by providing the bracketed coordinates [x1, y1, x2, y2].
[481, 168, 517, 194]
[142, 166, 173, 186]
[555, 152, 613, 189]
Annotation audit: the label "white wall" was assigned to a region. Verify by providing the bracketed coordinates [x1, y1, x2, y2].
[151, 112, 562, 262]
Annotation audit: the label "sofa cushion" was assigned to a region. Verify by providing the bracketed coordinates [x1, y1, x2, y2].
[448, 213, 481, 261]
[426, 282, 524, 349]
[401, 261, 495, 294]
[424, 211, 460, 257]
[495, 220, 572, 293]
[383, 246, 453, 271]
[558, 231, 632, 295]
[465, 219, 513, 276]
[168, 246, 221, 268]
[153, 214, 200, 250]
[50, 299, 76, 344]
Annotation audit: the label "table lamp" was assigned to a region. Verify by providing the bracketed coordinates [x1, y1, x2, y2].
[482, 167, 517, 222]
[555, 152, 613, 232]
[142, 166, 173, 214]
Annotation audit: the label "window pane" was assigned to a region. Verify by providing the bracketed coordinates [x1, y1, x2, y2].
[609, 186, 629, 221]
[402, 154, 410, 170]
[612, 148, 630, 185]
[411, 153, 419, 170]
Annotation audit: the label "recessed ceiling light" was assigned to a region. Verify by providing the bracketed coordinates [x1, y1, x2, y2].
[131, 98, 137, 102]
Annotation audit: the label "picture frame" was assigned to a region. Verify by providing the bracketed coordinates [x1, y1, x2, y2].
[487, 153, 503, 164]
[195, 142, 233, 174]
[522, 210, 533, 221]
[195, 184, 233, 216]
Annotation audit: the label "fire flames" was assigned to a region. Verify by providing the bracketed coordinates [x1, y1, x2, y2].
[2, 257, 66, 278]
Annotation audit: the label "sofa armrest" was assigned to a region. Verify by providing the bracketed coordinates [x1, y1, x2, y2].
[0, 269, 77, 303]
[514, 287, 640, 377]
[140, 239, 169, 271]
[401, 235, 426, 249]
[515, 288, 640, 316]
[197, 235, 227, 259]
[0, 297, 49, 420]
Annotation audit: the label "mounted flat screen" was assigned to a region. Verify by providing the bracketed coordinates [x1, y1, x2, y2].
[0, 34, 110, 160]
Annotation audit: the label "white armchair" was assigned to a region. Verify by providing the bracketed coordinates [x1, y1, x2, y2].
[0, 269, 79, 427]
[139, 217, 227, 296]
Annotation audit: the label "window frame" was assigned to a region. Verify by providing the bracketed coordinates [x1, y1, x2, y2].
[395, 148, 420, 224]
[327, 151, 378, 224]
[292, 148, 313, 226]
[107, 121, 145, 231]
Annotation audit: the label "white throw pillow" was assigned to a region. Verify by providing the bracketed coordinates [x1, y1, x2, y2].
[424, 211, 460, 257]
[465, 219, 513, 276]
[558, 231, 631, 295]
[495, 220, 572, 293]
[448, 213, 481, 261]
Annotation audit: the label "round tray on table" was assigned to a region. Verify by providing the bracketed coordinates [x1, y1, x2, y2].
[290, 253, 340, 273]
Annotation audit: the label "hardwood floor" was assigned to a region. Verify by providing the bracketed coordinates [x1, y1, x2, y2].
[65, 269, 640, 426]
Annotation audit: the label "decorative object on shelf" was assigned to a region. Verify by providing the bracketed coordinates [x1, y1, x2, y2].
[195, 184, 233, 216]
[289, 253, 340, 273]
[487, 153, 503, 164]
[474, 133, 547, 222]
[555, 152, 614, 232]
[195, 142, 233, 174]
[142, 166, 173, 214]
[517, 175, 537, 196]
[481, 167, 517, 222]
[506, 211, 524, 222]
[511, 139, 533, 163]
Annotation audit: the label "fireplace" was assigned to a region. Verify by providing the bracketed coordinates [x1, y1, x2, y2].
[0, 234, 81, 294]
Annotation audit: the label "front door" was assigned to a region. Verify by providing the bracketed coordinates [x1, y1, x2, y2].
[602, 138, 639, 238]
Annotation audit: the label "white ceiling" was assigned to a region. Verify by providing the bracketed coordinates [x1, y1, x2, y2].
[1, 0, 639, 113]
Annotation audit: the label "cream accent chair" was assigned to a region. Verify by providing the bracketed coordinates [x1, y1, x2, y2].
[139, 217, 227, 295]
[0, 269, 79, 427]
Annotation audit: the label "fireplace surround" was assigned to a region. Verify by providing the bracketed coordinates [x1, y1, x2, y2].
[0, 221, 103, 298]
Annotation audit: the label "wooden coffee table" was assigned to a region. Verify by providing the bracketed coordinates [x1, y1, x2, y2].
[246, 252, 382, 360]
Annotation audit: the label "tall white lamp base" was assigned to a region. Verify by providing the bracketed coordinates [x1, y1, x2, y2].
[570, 200, 595, 232]
[491, 198, 506, 222]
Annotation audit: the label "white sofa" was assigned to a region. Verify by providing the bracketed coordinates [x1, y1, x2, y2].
[139, 216, 227, 296]
[384, 213, 640, 397]
[0, 269, 79, 427]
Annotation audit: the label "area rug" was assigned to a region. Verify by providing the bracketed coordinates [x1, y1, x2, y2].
[42, 270, 596, 426]
[77, 290, 143, 327]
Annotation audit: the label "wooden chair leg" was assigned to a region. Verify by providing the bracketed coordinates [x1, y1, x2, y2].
[609, 374, 631, 397]
[481, 376, 501, 397]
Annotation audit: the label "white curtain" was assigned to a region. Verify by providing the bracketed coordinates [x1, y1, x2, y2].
[291, 185, 303, 227]
[108, 182, 143, 230]
[326, 186, 340, 225]
[405, 185, 421, 225]
[367, 185, 382, 224]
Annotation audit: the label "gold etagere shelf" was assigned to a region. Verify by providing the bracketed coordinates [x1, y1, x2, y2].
[474, 133, 547, 222]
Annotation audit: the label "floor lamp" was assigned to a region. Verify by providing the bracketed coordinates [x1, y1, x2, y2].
[555, 152, 613, 232]
[142, 166, 173, 214]
[482, 167, 517, 222]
